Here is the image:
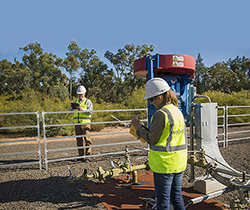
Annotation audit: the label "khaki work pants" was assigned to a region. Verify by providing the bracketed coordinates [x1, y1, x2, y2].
[75, 124, 92, 156]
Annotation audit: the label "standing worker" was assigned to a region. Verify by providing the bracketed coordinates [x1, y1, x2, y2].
[131, 77, 187, 210]
[70, 85, 93, 162]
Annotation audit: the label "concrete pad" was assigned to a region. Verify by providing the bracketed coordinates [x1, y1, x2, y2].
[193, 177, 227, 194]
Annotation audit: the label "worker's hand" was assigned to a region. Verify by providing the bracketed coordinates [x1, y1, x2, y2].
[77, 106, 83, 111]
[131, 115, 140, 130]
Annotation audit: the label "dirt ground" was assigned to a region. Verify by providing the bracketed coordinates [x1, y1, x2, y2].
[0, 126, 249, 209]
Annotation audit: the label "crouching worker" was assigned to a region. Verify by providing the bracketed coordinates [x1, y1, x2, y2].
[70, 85, 93, 162]
[131, 77, 187, 210]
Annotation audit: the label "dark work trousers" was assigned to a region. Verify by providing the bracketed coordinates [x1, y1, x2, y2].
[153, 171, 186, 210]
[75, 124, 92, 156]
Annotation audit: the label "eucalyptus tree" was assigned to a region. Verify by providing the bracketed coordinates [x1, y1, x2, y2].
[78, 48, 115, 103]
[20, 42, 67, 94]
[226, 56, 250, 91]
[0, 59, 32, 96]
[64, 41, 81, 100]
[104, 43, 155, 104]
[207, 62, 237, 94]
[0, 59, 12, 94]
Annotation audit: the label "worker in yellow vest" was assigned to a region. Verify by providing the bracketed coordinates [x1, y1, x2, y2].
[70, 85, 93, 162]
[131, 77, 187, 210]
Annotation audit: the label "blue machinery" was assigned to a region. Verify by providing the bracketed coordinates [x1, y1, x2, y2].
[133, 53, 196, 125]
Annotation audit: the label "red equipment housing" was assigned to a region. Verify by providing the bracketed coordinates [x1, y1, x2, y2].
[134, 54, 196, 79]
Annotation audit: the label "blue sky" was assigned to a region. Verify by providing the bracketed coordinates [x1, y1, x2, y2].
[1, 0, 249, 69]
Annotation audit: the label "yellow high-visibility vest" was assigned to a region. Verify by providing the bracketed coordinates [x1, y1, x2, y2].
[149, 104, 187, 173]
[73, 98, 91, 123]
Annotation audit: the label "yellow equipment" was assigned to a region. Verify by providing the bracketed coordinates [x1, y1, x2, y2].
[129, 123, 150, 143]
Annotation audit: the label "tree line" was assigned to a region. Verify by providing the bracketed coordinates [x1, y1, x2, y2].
[1, 41, 250, 105]
[0, 41, 154, 105]
[194, 53, 250, 94]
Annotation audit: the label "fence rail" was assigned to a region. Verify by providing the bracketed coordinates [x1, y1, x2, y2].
[0, 106, 249, 170]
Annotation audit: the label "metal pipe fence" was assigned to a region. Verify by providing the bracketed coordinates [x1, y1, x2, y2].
[0, 111, 41, 169]
[0, 106, 249, 170]
[41, 108, 148, 170]
[217, 105, 250, 147]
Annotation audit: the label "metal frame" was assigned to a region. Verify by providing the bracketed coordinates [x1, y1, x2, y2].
[0, 111, 41, 169]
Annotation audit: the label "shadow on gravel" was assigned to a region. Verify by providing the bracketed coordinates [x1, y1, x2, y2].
[0, 158, 39, 165]
[0, 175, 101, 208]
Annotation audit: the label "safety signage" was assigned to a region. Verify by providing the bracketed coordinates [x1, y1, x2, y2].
[173, 55, 184, 61]
[173, 62, 184, 67]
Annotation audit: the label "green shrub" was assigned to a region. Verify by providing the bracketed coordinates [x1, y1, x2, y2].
[1, 89, 249, 136]
[193, 90, 250, 124]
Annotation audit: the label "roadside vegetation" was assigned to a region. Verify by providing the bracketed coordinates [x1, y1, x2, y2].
[1, 41, 250, 136]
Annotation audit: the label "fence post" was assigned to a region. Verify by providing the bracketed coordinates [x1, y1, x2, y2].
[36, 111, 42, 170]
[41, 111, 48, 170]
[222, 106, 225, 147]
[224, 105, 228, 147]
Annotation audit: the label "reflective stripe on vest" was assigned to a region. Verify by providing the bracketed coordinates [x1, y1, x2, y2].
[150, 107, 187, 152]
[73, 117, 91, 120]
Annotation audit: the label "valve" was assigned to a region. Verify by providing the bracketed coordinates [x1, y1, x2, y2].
[187, 154, 208, 169]
[196, 157, 208, 168]
[187, 155, 197, 165]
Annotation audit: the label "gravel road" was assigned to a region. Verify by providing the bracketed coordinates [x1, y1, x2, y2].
[0, 127, 249, 209]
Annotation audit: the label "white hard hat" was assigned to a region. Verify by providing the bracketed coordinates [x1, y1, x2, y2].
[144, 77, 170, 100]
[76, 86, 86, 94]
